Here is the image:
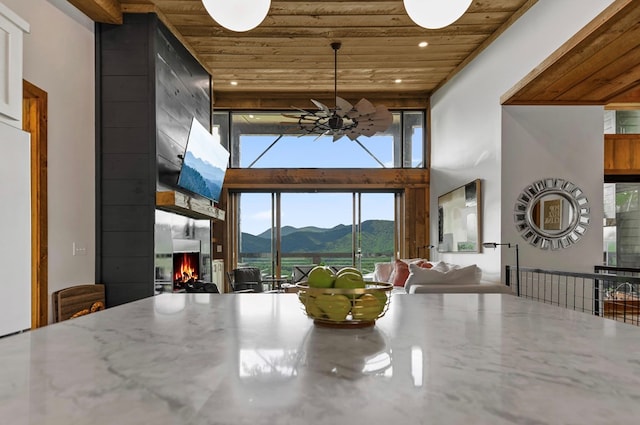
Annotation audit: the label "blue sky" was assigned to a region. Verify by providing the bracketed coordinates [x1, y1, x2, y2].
[239, 133, 396, 168]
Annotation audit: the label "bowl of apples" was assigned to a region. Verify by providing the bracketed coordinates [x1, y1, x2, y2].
[296, 266, 393, 328]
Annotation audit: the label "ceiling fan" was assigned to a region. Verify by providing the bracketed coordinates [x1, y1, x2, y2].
[283, 42, 393, 142]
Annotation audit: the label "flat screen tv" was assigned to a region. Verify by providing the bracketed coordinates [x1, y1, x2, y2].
[177, 117, 229, 203]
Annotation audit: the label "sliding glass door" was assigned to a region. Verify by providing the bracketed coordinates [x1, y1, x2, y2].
[235, 191, 395, 279]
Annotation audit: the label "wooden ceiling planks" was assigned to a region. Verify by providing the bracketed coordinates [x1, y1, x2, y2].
[502, 0, 640, 106]
[108, 0, 535, 107]
[63, 0, 640, 108]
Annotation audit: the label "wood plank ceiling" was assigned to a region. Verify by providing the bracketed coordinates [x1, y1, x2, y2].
[69, 0, 640, 109]
[71, 0, 536, 108]
[503, 0, 640, 108]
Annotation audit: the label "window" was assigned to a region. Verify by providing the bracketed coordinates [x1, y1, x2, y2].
[235, 191, 396, 279]
[217, 108, 426, 277]
[603, 182, 640, 267]
[215, 110, 425, 169]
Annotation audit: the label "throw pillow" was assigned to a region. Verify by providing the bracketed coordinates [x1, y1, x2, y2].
[444, 264, 482, 283]
[416, 260, 433, 269]
[431, 261, 450, 272]
[405, 263, 445, 286]
[404, 264, 482, 293]
[391, 259, 411, 287]
[373, 262, 394, 283]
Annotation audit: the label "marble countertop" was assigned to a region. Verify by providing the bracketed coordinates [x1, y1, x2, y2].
[1, 293, 640, 424]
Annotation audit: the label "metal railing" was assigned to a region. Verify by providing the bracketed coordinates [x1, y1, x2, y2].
[506, 265, 640, 325]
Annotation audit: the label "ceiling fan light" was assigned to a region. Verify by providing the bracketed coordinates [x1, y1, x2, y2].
[403, 0, 472, 30]
[202, 0, 271, 32]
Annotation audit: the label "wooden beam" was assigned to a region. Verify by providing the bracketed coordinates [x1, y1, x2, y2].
[67, 0, 122, 24]
[156, 191, 225, 221]
[502, 0, 637, 105]
[223, 168, 429, 190]
[213, 91, 428, 109]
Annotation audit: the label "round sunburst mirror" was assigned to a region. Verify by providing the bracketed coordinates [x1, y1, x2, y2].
[514, 178, 590, 250]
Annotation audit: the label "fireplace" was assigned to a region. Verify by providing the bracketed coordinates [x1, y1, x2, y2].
[173, 252, 200, 291]
[155, 210, 212, 294]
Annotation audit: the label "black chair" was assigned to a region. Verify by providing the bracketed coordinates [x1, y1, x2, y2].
[291, 265, 314, 284]
[227, 268, 263, 293]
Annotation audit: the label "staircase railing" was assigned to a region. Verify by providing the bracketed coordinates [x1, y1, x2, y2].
[505, 265, 640, 325]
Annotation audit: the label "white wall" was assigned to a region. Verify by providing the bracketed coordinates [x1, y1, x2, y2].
[502, 106, 604, 272]
[2, 0, 95, 323]
[430, 0, 614, 281]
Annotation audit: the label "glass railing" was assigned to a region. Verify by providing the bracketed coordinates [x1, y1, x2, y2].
[238, 252, 394, 280]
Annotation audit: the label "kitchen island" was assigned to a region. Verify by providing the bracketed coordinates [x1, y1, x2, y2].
[1, 293, 639, 424]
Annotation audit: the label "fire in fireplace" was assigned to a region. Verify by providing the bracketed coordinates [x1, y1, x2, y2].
[173, 252, 200, 291]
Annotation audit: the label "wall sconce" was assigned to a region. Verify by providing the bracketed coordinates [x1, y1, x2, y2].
[202, 0, 271, 32]
[403, 0, 473, 29]
[482, 242, 520, 296]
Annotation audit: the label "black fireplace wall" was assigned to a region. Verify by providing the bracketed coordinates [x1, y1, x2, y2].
[96, 13, 211, 306]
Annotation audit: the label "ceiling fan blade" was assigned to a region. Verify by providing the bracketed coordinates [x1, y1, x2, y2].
[313, 130, 331, 142]
[282, 113, 305, 120]
[290, 106, 315, 114]
[346, 129, 360, 141]
[335, 96, 353, 117]
[311, 99, 331, 114]
[359, 126, 378, 137]
[352, 98, 377, 116]
[374, 104, 392, 117]
[371, 109, 393, 129]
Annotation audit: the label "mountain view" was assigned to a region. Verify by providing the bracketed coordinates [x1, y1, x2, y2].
[178, 151, 226, 202]
[240, 219, 394, 254]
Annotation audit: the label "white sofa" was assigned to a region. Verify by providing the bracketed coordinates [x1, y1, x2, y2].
[374, 259, 513, 295]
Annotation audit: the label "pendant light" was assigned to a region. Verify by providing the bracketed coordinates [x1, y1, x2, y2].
[201, 0, 271, 32]
[403, 0, 472, 30]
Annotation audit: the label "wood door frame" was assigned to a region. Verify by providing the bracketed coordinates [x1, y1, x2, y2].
[23, 80, 48, 328]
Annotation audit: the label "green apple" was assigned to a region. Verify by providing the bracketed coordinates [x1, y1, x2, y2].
[299, 293, 325, 318]
[336, 266, 363, 278]
[369, 290, 388, 308]
[314, 294, 352, 321]
[352, 293, 383, 320]
[307, 265, 336, 288]
[334, 271, 366, 289]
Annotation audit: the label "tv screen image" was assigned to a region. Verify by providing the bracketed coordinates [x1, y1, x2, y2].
[177, 117, 230, 203]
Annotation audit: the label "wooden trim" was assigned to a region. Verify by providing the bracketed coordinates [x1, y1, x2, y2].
[67, 0, 122, 24]
[502, 0, 638, 105]
[156, 191, 225, 221]
[604, 134, 640, 175]
[212, 91, 429, 110]
[23, 80, 48, 328]
[224, 168, 429, 190]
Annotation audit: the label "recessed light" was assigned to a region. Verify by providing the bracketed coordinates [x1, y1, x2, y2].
[230, 81, 238, 86]
[395, 79, 403, 84]
[418, 41, 428, 48]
